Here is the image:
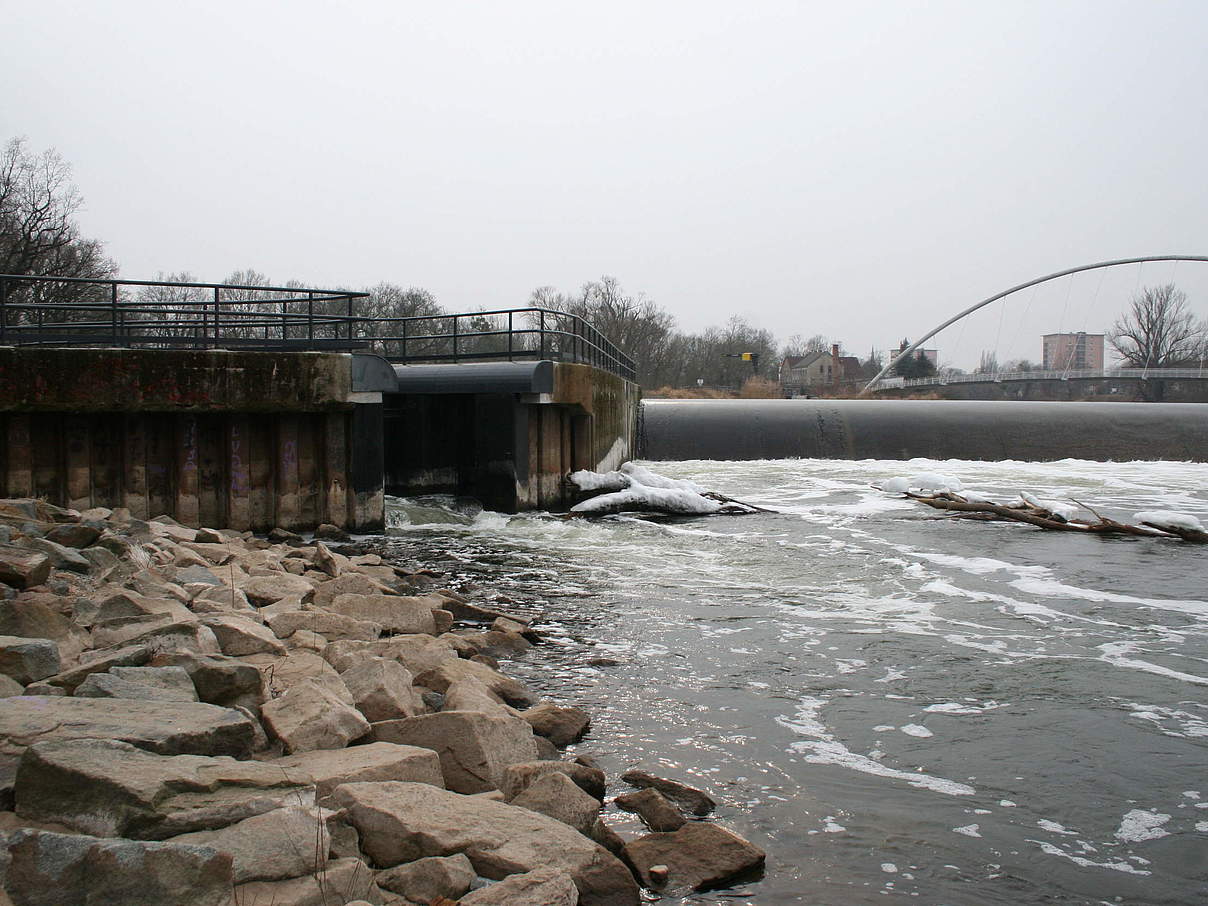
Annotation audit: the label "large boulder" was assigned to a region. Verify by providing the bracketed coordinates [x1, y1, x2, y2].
[622, 822, 765, 891]
[74, 665, 199, 702]
[619, 770, 715, 816]
[168, 805, 329, 883]
[268, 741, 444, 801]
[613, 788, 684, 832]
[0, 697, 258, 764]
[233, 857, 382, 906]
[443, 677, 514, 716]
[328, 594, 436, 634]
[374, 853, 475, 902]
[44, 523, 102, 549]
[0, 598, 84, 651]
[372, 711, 539, 794]
[323, 636, 457, 675]
[198, 614, 287, 656]
[43, 644, 153, 692]
[414, 659, 537, 708]
[21, 537, 90, 573]
[4, 828, 234, 906]
[509, 771, 600, 834]
[241, 650, 351, 703]
[13, 737, 310, 839]
[521, 702, 591, 747]
[501, 762, 606, 802]
[341, 658, 420, 722]
[331, 781, 639, 906]
[260, 678, 370, 754]
[0, 636, 59, 684]
[266, 610, 381, 642]
[150, 652, 266, 711]
[0, 545, 51, 589]
[311, 573, 395, 607]
[460, 868, 579, 905]
[241, 574, 315, 607]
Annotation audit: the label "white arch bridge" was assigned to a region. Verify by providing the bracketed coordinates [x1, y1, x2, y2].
[862, 255, 1208, 395]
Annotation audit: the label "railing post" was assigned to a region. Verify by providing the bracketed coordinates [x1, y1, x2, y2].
[508, 311, 514, 361]
[452, 314, 459, 361]
[539, 310, 546, 360]
[401, 318, 408, 362]
[212, 286, 220, 348]
[0, 278, 6, 345]
[307, 292, 314, 345]
[347, 294, 353, 347]
[280, 297, 288, 343]
[110, 282, 119, 346]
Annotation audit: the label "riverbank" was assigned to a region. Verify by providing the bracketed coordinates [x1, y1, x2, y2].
[0, 497, 765, 905]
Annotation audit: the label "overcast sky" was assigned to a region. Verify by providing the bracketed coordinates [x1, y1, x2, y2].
[6, 0, 1207, 369]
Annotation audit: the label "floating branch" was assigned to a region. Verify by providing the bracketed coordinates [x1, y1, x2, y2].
[900, 490, 1207, 543]
[566, 463, 772, 517]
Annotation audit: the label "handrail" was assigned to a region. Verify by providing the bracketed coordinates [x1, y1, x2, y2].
[876, 366, 1208, 389]
[0, 274, 637, 381]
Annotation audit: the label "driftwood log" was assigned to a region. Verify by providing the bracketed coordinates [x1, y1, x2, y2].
[904, 491, 1208, 543]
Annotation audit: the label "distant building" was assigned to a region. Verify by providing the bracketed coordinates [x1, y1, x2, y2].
[780, 345, 861, 389]
[1042, 332, 1104, 370]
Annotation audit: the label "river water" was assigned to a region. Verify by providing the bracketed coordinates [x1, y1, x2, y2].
[378, 458, 1208, 906]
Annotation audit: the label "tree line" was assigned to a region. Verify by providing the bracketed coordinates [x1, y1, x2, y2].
[4, 136, 1204, 387]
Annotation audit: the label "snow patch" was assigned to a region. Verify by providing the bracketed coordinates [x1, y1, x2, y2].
[1133, 510, 1205, 533]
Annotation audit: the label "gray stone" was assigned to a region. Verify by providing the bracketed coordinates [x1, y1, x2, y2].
[233, 857, 383, 906]
[43, 523, 102, 549]
[74, 665, 199, 702]
[329, 594, 435, 634]
[311, 572, 396, 607]
[341, 658, 420, 722]
[242, 573, 315, 606]
[13, 737, 314, 839]
[589, 818, 626, 856]
[122, 619, 223, 656]
[169, 805, 330, 883]
[4, 828, 234, 906]
[43, 643, 153, 692]
[522, 702, 591, 747]
[375, 852, 475, 901]
[314, 523, 351, 542]
[21, 537, 90, 573]
[509, 771, 600, 834]
[267, 609, 381, 642]
[268, 741, 444, 801]
[501, 761, 607, 802]
[623, 823, 765, 891]
[173, 563, 222, 586]
[372, 711, 539, 794]
[613, 788, 684, 832]
[313, 542, 342, 578]
[620, 770, 716, 816]
[443, 676, 514, 716]
[332, 781, 639, 906]
[0, 674, 24, 697]
[243, 649, 351, 704]
[149, 651, 266, 711]
[261, 678, 370, 754]
[198, 614, 287, 656]
[0, 545, 51, 590]
[0, 636, 59, 684]
[460, 868, 580, 905]
[323, 635, 457, 675]
[414, 658, 537, 708]
[0, 696, 257, 763]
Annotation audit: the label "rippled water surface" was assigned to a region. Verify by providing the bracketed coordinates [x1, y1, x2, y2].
[378, 459, 1208, 905]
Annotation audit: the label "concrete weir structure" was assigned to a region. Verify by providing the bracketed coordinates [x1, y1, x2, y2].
[0, 347, 641, 530]
[382, 360, 641, 512]
[0, 347, 388, 532]
[640, 398, 1208, 462]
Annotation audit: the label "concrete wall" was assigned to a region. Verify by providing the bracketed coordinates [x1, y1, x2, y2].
[640, 398, 1208, 462]
[384, 362, 640, 512]
[0, 348, 384, 531]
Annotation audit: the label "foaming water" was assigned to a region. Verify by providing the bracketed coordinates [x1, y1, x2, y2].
[379, 459, 1208, 905]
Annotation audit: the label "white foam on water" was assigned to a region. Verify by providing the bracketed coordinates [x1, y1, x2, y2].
[880, 862, 898, 873]
[901, 724, 934, 738]
[1037, 819, 1078, 835]
[1099, 643, 1208, 687]
[1012, 577, 1208, 618]
[1028, 840, 1151, 875]
[924, 702, 1002, 715]
[1115, 809, 1171, 843]
[953, 824, 981, 837]
[777, 696, 975, 796]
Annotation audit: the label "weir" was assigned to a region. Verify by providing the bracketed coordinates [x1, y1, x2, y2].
[639, 398, 1208, 462]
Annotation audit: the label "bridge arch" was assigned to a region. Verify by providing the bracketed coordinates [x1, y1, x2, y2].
[862, 255, 1208, 394]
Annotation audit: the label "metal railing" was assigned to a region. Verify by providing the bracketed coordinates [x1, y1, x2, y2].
[876, 366, 1208, 389]
[0, 274, 637, 381]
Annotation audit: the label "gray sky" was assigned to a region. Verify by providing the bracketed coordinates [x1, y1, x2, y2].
[6, 0, 1208, 369]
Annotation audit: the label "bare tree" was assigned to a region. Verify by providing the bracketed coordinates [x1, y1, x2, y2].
[780, 333, 829, 359]
[976, 350, 999, 374]
[0, 137, 116, 317]
[1108, 284, 1206, 367]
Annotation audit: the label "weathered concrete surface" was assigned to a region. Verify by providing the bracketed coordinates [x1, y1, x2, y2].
[640, 398, 1208, 463]
[0, 348, 385, 531]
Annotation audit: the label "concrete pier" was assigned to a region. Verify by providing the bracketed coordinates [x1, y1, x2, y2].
[0, 347, 386, 531]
